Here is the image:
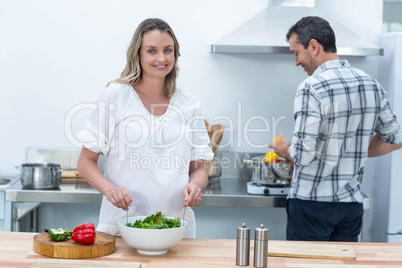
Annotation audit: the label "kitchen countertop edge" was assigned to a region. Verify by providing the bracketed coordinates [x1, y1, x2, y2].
[5, 178, 287, 208]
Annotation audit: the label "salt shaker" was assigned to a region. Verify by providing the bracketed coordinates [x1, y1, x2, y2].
[236, 223, 250, 266]
[253, 224, 268, 268]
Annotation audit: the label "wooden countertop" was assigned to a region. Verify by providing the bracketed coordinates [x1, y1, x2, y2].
[1, 231, 402, 267]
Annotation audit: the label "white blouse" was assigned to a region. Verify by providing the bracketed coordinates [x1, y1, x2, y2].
[78, 83, 214, 237]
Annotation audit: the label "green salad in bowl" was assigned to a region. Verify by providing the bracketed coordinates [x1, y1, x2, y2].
[118, 211, 187, 255]
[127, 211, 180, 229]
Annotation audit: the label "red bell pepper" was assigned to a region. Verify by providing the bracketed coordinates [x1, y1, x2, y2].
[73, 223, 95, 232]
[71, 223, 96, 245]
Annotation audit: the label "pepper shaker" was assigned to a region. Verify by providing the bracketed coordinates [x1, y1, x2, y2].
[236, 223, 250, 266]
[253, 224, 268, 268]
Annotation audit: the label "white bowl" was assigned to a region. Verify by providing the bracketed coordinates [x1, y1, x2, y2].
[118, 216, 187, 255]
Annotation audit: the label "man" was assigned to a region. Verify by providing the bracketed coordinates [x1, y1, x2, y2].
[269, 16, 402, 242]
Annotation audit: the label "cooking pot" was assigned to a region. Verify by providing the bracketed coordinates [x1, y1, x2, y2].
[244, 154, 272, 183]
[243, 154, 292, 184]
[16, 163, 63, 189]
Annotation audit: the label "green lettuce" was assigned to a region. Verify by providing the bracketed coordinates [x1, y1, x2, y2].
[127, 211, 180, 229]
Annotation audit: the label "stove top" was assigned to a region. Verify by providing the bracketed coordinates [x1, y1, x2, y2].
[247, 181, 290, 196]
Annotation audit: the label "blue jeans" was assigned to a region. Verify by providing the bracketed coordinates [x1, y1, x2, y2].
[286, 198, 363, 242]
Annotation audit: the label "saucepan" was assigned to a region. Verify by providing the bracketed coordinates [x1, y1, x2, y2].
[244, 154, 271, 183]
[243, 154, 293, 184]
[15, 163, 64, 189]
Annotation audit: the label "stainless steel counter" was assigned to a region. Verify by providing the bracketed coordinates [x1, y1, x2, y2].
[0, 176, 19, 191]
[6, 177, 287, 208]
[8, 148, 286, 207]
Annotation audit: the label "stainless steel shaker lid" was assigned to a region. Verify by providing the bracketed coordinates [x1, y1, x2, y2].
[255, 224, 269, 240]
[237, 223, 250, 238]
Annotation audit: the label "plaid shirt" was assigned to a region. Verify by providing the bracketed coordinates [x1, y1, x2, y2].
[288, 60, 402, 202]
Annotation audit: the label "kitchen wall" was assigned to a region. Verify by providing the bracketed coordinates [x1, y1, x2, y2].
[0, 0, 383, 172]
[0, 0, 385, 241]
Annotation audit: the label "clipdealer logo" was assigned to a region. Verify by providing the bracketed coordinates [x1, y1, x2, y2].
[64, 101, 297, 170]
[64, 101, 288, 151]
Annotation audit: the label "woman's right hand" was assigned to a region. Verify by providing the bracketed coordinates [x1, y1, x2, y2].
[77, 147, 133, 211]
[105, 186, 132, 211]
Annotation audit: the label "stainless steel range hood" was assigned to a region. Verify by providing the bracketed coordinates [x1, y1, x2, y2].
[211, 0, 383, 56]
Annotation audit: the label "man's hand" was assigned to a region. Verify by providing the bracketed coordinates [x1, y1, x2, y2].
[268, 133, 293, 162]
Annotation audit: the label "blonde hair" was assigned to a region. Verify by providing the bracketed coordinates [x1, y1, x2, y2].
[109, 18, 180, 97]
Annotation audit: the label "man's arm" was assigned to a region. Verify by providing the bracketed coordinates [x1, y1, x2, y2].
[368, 135, 402, 157]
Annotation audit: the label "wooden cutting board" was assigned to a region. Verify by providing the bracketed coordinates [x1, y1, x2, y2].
[268, 241, 356, 260]
[61, 170, 85, 182]
[33, 231, 115, 259]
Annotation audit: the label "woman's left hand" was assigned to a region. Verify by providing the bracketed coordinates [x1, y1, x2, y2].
[182, 184, 203, 207]
[183, 160, 208, 207]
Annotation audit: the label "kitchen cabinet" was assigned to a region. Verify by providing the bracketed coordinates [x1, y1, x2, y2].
[0, 176, 19, 232]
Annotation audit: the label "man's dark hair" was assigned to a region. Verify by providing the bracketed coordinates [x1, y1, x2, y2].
[286, 16, 337, 53]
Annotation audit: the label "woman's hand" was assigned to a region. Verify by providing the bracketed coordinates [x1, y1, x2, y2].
[183, 160, 208, 207]
[78, 146, 132, 211]
[182, 184, 203, 207]
[105, 186, 132, 211]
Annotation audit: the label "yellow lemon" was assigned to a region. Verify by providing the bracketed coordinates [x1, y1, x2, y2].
[274, 136, 280, 143]
[265, 151, 279, 162]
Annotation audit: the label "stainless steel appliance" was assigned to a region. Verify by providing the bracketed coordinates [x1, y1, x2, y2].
[210, 0, 382, 56]
[247, 182, 290, 196]
[373, 33, 402, 243]
[244, 154, 292, 196]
